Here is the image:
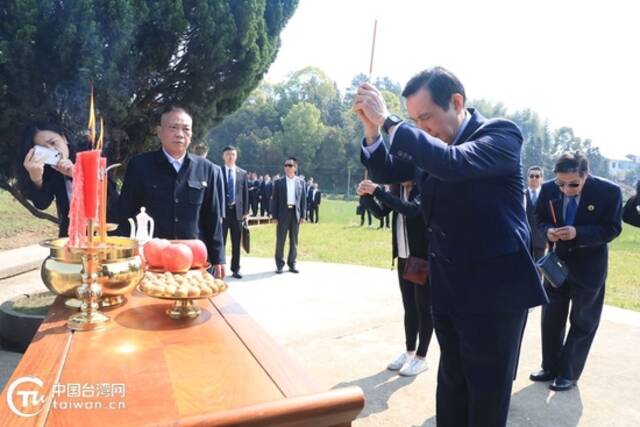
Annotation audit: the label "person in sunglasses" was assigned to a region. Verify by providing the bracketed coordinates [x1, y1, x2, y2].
[530, 151, 622, 391]
[525, 166, 547, 261]
[270, 157, 306, 273]
[622, 179, 640, 227]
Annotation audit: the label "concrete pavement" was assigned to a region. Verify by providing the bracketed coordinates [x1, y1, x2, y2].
[1, 256, 639, 426]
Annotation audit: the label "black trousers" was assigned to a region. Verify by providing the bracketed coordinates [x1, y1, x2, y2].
[310, 205, 319, 223]
[359, 209, 372, 226]
[397, 258, 433, 357]
[250, 194, 259, 216]
[433, 308, 527, 427]
[541, 280, 605, 381]
[222, 205, 242, 273]
[260, 197, 270, 216]
[275, 207, 299, 269]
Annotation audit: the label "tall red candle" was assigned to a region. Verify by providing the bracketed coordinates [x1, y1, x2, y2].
[78, 149, 101, 220]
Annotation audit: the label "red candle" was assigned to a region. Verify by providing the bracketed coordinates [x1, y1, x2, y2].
[78, 149, 101, 220]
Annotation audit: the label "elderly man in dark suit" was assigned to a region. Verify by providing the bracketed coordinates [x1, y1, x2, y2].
[525, 165, 547, 260]
[271, 157, 306, 274]
[221, 146, 249, 279]
[118, 106, 226, 277]
[354, 66, 548, 427]
[530, 152, 622, 391]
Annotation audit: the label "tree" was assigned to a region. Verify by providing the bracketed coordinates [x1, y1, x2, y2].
[0, 0, 298, 219]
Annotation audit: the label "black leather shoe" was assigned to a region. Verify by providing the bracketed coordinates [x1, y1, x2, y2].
[549, 377, 576, 391]
[529, 369, 556, 382]
[232, 272, 242, 279]
[288, 267, 300, 273]
[275, 268, 284, 274]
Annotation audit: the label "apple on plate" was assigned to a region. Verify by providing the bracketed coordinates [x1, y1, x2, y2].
[143, 238, 170, 267]
[161, 243, 193, 273]
[177, 239, 208, 268]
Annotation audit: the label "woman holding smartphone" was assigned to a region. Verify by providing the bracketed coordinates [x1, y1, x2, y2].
[357, 179, 433, 377]
[17, 121, 118, 237]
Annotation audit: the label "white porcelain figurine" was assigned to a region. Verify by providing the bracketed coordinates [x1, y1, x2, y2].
[129, 207, 154, 245]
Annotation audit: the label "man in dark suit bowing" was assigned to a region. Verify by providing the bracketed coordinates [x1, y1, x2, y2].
[530, 152, 622, 391]
[354, 66, 548, 427]
[271, 157, 306, 274]
[525, 165, 547, 260]
[221, 146, 249, 279]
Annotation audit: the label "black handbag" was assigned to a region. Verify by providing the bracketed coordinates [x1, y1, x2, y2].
[241, 219, 250, 254]
[536, 200, 568, 288]
[536, 250, 568, 288]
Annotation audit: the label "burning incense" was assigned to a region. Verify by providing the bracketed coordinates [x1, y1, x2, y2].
[368, 19, 377, 82]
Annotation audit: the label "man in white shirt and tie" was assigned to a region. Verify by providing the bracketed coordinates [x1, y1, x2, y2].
[525, 165, 547, 261]
[270, 157, 306, 274]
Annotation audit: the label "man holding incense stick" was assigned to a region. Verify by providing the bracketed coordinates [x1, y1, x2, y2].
[118, 106, 226, 278]
[531, 152, 621, 391]
[354, 66, 548, 426]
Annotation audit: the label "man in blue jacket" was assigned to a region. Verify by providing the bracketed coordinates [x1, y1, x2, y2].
[354, 66, 548, 427]
[530, 152, 622, 391]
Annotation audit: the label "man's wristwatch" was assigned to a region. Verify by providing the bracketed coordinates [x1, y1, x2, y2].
[382, 114, 403, 134]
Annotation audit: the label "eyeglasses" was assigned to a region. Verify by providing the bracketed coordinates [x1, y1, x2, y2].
[555, 181, 581, 188]
[529, 174, 541, 178]
[284, 164, 295, 168]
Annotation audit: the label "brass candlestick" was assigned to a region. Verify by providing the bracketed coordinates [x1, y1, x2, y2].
[68, 220, 110, 331]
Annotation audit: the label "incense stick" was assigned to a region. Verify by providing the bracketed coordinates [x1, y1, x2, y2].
[368, 19, 378, 82]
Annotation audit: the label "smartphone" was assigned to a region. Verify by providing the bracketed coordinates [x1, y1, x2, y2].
[33, 145, 61, 165]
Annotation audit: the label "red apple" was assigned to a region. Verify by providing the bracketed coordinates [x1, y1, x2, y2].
[143, 238, 170, 268]
[177, 239, 208, 268]
[161, 243, 193, 273]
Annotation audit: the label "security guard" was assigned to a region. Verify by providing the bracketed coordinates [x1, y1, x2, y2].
[531, 152, 622, 391]
[118, 106, 226, 277]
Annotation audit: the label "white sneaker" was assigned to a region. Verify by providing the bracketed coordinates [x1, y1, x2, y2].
[387, 352, 412, 371]
[399, 357, 428, 376]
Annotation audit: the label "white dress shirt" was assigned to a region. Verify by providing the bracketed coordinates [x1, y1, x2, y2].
[286, 176, 297, 205]
[162, 148, 185, 172]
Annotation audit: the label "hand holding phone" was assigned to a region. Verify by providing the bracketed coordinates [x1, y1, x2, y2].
[33, 145, 62, 165]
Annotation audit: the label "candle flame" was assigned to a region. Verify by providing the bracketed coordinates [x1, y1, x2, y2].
[88, 86, 96, 148]
[97, 117, 104, 150]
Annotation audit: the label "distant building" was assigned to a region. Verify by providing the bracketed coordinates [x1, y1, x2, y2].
[607, 154, 639, 180]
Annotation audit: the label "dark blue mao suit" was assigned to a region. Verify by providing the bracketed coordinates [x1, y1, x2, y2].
[118, 149, 226, 266]
[362, 108, 548, 427]
[535, 176, 622, 381]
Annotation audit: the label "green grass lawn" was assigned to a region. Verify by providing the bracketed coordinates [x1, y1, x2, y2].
[246, 198, 640, 311]
[0, 190, 58, 248]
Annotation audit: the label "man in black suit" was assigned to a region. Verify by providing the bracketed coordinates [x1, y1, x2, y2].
[354, 67, 548, 426]
[271, 157, 306, 274]
[623, 179, 640, 227]
[221, 146, 249, 279]
[260, 174, 273, 217]
[525, 165, 547, 260]
[530, 152, 622, 391]
[309, 183, 321, 223]
[118, 106, 226, 277]
[248, 172, 259, 216]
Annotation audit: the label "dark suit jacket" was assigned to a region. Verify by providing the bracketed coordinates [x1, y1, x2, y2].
[623, 195, 640, 227]
[362, 185, 427, 261]
[118, 149, 225, 265]
[536, 175, 622, 289]
[525, 189, 547, 250]
[270, 176, 307, 222]
[222, 166, 249, 220]
[361, 108, 548, 313]
[260, 181, 273, 203]
[313, 190, 322, 206]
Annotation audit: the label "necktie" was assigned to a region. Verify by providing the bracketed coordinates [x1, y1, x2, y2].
[531, 190, 538, 206]
[565, 196, 578, 225]
[227, 169, 235, 204]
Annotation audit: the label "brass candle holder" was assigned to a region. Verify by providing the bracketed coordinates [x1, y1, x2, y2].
[67, 219, 110, 331]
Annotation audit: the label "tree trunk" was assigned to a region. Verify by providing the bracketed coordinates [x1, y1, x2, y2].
[0, 181, 60, 224]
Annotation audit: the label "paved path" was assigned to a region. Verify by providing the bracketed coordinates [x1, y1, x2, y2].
[1, 256, 639, 426]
